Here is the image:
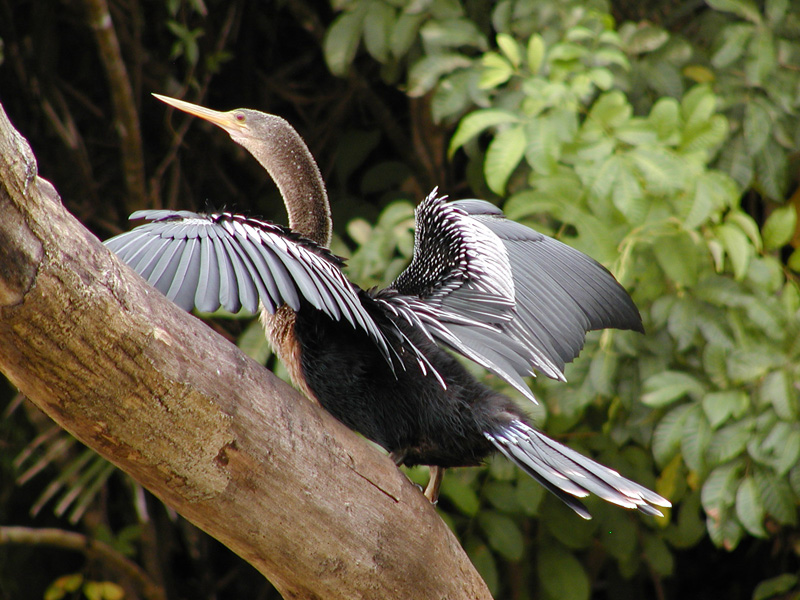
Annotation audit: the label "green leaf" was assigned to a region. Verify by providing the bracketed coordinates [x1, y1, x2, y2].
[653, 404, 693, 465]
[478, 511, 524, 561]
[611, 160, 646, 223]
[754, 138, 789, 201]
[668, 297, 699, 351]
[615, 119, 660, 146]
[601, 508, 637, 561]
[643, 534, 674, 576]
[449, 109, 519, 157]
[728, 211, 762, 251]
[497, 33, 522, 68]
[711, 23, 753, 68]
[390, 12, 425, 58]
[84, 582, 125, 600]
[527, 34, 545, 73]
[686, 172, 739, 229]
[765, 0, 789, 25]
[745, 30, 776, 86]
[753, 574, 799, 600]
[420, 18, 486, 52]
[772, 427, 800, 476]
[727, 349, 782, 383]
[706, 0, 763, 23]
[440, 475, 480, 516]
[629, 148, 685, 195]
[735, 476, 767, 537]
[715, 222, 752, 280]
[684, 64, 715, 84]
[708, 420, 753, 463]
[363, 2, 395, 63]
[588, 67, 614, 91]
[548, 41, 588, 62]
[760, 370, 797, 420]
[754, 467, 797, 525]
[702, 460, 742, 513]
[682, 85, 717, 134]
[428, 0, 464, 19]
[762, 204, 797, 251]
[479, 52, 514, 89]
[484, 481, 519, 513]
[663, 490, 707, 549]
[642, 371, 704, 408]
[516, 472, 546, 516]
[589, 154, 621, 201]
[653, 230, 699, 287]
[682, 114, 728, 154]
[707, 511, 744, 550]
[587, 91, 631, 130]
[625, 25, 669, 54]
[703, 390, 749, 429]
[743, 100, 772, 156]
[484, 125, 527, 195]
[541, 499, 596, 549]
[682, 405, 712, 472]
[431, 70, 473, 123]
[537, 544, 590, 600]
[407, 53, 472, 97]
[323, 8, 366, 77]
[593, 47, 630, 69]
[588, 351, 618, 396]
[649, 97, 680, 141]
[719, 135, 754, 189]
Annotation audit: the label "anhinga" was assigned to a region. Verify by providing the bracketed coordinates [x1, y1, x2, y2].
[105, 94, 670, 519]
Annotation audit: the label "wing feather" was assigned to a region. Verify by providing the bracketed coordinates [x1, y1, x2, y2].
[104, 210, 395, 365]
[382, 191, 642, 402]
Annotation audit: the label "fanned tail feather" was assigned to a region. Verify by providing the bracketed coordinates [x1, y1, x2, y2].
[485, 420, 670, 520]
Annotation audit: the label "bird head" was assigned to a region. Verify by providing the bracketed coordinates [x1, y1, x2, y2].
[152, 93, 290, 153]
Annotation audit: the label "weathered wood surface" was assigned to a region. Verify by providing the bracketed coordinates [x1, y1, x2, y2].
[0, 102, 492, 600]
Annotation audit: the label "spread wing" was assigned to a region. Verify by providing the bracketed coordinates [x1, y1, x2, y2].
[382, 192, 643, 402]
[104, 210, 395, 363]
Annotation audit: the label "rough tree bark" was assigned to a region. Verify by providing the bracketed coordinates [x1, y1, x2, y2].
[0, 102, 492, 600]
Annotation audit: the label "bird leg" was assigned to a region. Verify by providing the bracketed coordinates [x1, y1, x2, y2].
[424, 466, 444, 504]
[389, 452, 443, 503]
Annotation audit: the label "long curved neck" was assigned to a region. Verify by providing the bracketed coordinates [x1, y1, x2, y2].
[240, 118, 332, 247]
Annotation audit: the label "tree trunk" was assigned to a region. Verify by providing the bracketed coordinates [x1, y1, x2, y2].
[0, 102, 492, 600]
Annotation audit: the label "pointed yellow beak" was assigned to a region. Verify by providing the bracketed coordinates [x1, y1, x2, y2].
[152, 93, 247, 135]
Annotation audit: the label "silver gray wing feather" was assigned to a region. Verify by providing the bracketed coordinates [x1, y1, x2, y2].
[386, 191, 642, 403]
[105, 210, 394, 363]
[454, 199, 643, 375]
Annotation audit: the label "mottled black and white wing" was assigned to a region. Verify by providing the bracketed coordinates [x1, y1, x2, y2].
[378, 192, 540, 401]
[383, 191, 642, 402]
[453, 199, 643, 376]
[104, 210, 393, 362]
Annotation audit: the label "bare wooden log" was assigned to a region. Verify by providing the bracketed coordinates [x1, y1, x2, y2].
[0, 102, 492, 600]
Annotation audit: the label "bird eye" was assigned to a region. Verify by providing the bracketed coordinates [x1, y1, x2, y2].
[234, 112, 246, 123]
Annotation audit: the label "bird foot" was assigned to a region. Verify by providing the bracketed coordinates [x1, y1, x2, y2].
[424, 466, 443, 504]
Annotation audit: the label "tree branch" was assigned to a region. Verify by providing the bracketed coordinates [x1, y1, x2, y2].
[0, 526, 166, 600]
[81, 0, 147, 211]
[0, 102, 491, 599]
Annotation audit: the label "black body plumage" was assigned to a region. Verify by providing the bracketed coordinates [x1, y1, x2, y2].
[105, 96, 670, 519]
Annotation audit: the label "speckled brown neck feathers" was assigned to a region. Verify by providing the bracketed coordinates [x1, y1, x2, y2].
[236, 113, 332, 247]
